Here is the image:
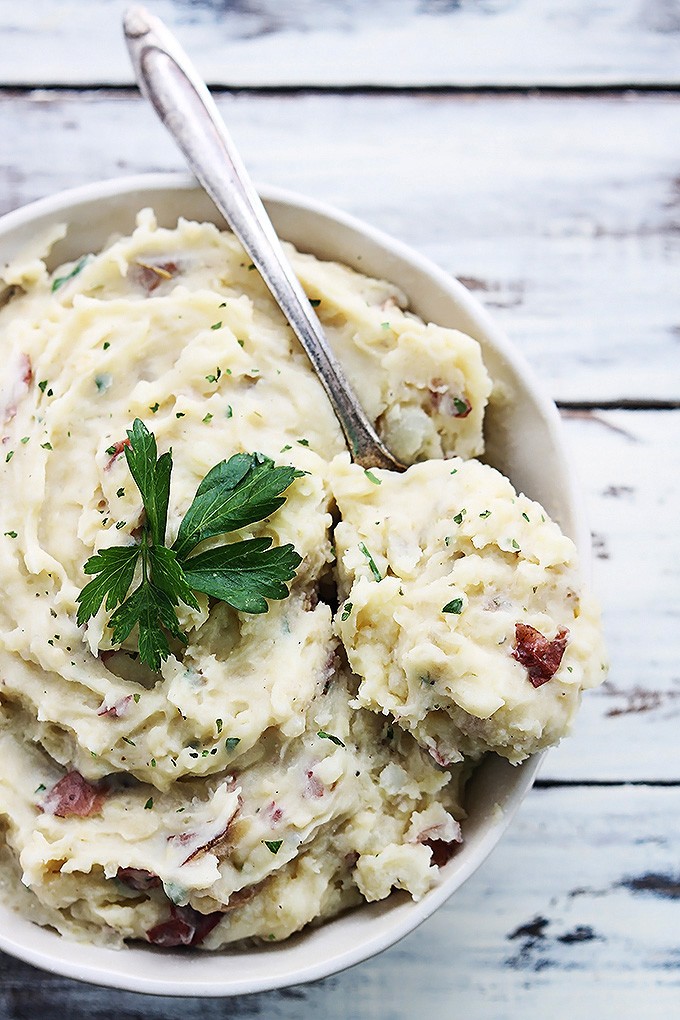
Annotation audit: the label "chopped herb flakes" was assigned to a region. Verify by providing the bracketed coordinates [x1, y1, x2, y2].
[149, 402, 160, 413]
[176, 412, 185, 419]
[51, 255, 89, 292]
[364, 469, 381, 485]
[263, 840, 282, 854]
[479, 510, 491, 519]
[309, 298, 321, 307]
[38, 380, 48, 393]
[511, 539, 520, 550]
[359, 542, 382, 582]
[206, 368, 222, 383]
[20, 437, 29, 444]
[216, 718, 223, 734]
[144, 797, 154, 810]
[442, 598, 464, 615]
[522, 512, 530, 522]
[4, 531, 17, 538]
[41, 442, 53, 451]
[341, 602, 353, 621]
[203, 413, 213, 423]
[225, 737, 240, 752]
[211, 321, 222, 330]
[5, 451, 13, 463]
[116, 487, 125, 498]
[317, 730, 345, 747]
[453, 510, 466, 525]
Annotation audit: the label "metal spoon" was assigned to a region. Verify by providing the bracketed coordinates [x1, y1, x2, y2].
[123, 6, 405, 472]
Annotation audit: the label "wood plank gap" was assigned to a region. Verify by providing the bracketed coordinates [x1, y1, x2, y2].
[535, 779, 680, 788]
[2, 84, 680, 98]
[557, 400, 680, 411]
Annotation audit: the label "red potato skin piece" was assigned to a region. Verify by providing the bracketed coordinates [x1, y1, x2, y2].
[21, 354, 33, 387]
[41, 771, 106, 818]
[116, 867, 162, 891]
[146, 904, 223, 948]
[97, 694, 133, 718]
[105, 438, 131, 470]
[422, 839, 460, 868]
[132, 260, 179, 294]
[512, 623, 569, 687]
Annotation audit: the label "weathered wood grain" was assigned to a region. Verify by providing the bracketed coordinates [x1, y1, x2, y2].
[1, 0, 680, 87]
[0, 785, 677, 1016]
[1, 90, 679, 403]
[545, 410, 680, 781]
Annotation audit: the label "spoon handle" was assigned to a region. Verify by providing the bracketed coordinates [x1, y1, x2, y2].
[123, 6, 404, 472]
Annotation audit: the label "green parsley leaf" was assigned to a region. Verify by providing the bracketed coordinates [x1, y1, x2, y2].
[4, 531, 17, 538]
[148, 544, 200, 612]
[108, 580, 187, 672]
[340, 602, 353, 621]
[51, 254, 90, 292]
[317, 730, 345, 747]
[203, 413, 213, 423]
[172, 453, 302, 559]
[211, 321, 222, 330]
[78, 423, 301, 671]
[359, 542, 382, 582]
[309, 298, 321, 307]
[225, 737, 240, 752]
[144, 797, 154, 810]
[77, 545, 141, 625]
[442, 598, 464, 615]
[5, 451, 13, 462]
[364, 469, 381, 485]
[124, 419, 172, 546]
[263, 840, 282, 854]
[182, 538, 301, 613]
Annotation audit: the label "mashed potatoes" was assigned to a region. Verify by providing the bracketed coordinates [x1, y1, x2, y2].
[0, 211, 603, 949]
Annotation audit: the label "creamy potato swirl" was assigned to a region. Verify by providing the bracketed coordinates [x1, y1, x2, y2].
[0, 211, 602, 949]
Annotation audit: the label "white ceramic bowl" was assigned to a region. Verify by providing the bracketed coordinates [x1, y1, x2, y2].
[0, 174, 587, 997]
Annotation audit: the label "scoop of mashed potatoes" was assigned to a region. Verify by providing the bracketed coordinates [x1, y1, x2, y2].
[332, 457, 607, 766]
[0, 210, 602, 950]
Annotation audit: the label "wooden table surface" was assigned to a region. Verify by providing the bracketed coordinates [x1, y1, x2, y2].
[0, 1, 678, 1016]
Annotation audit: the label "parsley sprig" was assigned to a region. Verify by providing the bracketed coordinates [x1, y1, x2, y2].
[77, 419, 302, 670]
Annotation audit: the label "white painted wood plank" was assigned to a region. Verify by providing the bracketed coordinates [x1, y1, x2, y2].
[1, 0, 679, 87]
[544, 410, 680, 781]
[1, 91, 679, 403]
[0, 785, 677, 1015]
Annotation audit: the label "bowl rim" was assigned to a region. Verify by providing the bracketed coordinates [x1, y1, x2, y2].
[0, 172, 583, 996]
